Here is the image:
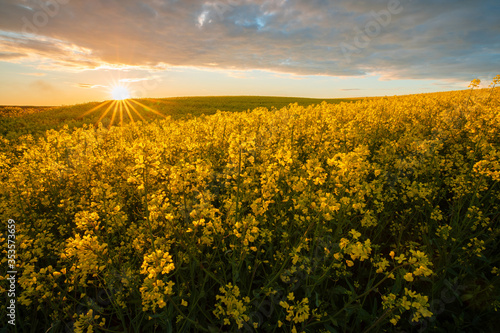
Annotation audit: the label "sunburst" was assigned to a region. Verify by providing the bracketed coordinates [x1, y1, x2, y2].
[111, 86, 131, 100]
[78, 85, 166, 128]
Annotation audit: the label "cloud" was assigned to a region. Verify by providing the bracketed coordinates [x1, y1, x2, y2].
[271, 73, 305, 80]
[119, 77, 152, 83]
[226, 71, 251, 79]
[0, 51, 27, 60]
[0, 31, 103, 71]
[21, 72, 46, 76]
[76, 83, 106, 89]
[0, 0, 498, 80]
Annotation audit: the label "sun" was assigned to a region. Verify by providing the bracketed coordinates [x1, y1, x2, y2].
[111, 86, 131, 100]
[78, 78, 166, 128]
[79, 88, 166, 129]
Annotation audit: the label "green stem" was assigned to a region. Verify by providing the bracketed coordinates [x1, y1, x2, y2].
[332, 263, 409, 319]
[167, 295, 210, 332]
[362, 308, 394, 333]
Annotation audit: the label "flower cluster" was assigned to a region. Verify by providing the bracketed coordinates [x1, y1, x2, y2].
[278, 292, 311, 332]
[213, 283, 251, 329]
[382, 287, 432, 325]
[139, 249, 175, 312]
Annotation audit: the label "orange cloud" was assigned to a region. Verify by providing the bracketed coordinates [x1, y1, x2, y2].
[0, 0, 498, 80]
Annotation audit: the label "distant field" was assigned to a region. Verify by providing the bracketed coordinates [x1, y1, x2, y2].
[0, 96, 356, 141]
[0, 105, 55, 116]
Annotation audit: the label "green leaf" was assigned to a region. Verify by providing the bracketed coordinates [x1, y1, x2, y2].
[325, 323, 339, 332]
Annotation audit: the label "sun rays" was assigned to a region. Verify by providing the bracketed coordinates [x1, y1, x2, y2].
[79, 98, 166, 128]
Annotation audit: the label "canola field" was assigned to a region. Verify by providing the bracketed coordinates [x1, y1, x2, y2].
[1, 81, 500, 332]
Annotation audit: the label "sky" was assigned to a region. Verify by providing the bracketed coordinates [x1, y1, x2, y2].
[0, 0, 499, 106]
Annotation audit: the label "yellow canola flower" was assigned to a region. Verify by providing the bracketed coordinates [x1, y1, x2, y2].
[213, 283, 251, 329]
[349, 229, 361, 239]
[404, 273, 414, 282]
[140, 249, 175, 279]
[339, 238, 349, 249]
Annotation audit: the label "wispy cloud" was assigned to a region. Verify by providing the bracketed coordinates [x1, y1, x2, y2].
[226, 71, 251, 79]
[0, 0, 497, 81]
[0, 51, 27, 60]
[272, 73, 305, 80]
[119, 77, 152, 83]
[21, 72, 46, 76]
[77, 83, 106, 89]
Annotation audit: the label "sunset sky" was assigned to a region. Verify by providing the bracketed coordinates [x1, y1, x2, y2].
[0, 0, 498, 106]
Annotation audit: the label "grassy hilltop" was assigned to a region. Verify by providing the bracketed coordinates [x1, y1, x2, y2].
[0, 96, 355, 142]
